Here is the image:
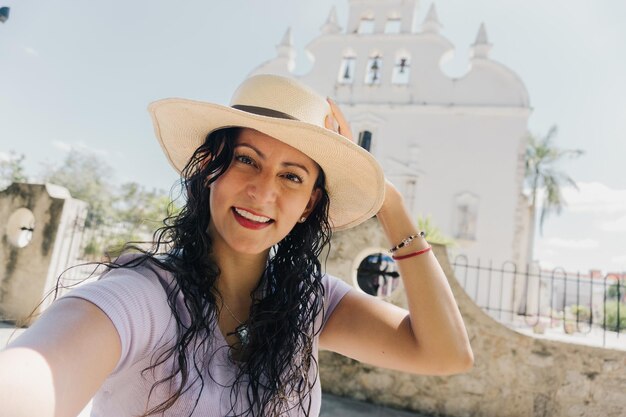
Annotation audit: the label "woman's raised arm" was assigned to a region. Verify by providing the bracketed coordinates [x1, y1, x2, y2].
[320, 99, 473, 375]
[0, 297, 121, 417]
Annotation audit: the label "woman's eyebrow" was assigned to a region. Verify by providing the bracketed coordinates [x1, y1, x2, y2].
[236, 143, 311, 175]
[236, 143, 264, 157]
[282, 161, 310, 175]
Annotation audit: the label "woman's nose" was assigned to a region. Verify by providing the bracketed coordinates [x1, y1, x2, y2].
[247, 173, 277, 203]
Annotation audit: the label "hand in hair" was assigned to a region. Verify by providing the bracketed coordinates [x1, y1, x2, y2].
[319, 99, 474, 376]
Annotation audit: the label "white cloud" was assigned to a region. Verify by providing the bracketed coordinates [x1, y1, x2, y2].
[0, 151, 23, 162]
[24, 47, 39, 57]
[52, 140, 72, 152]
[544, 237, 599, 249]
[600, 215, 626, 232]
[76, 142, 108, 156]
[561, 182, 626, 214]
[51, 140, 109, 156]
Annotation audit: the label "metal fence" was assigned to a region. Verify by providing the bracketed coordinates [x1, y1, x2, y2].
[451, 255, 625, 349]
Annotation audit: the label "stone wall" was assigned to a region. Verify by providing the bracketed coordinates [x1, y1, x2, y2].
[320, 219, 626, 417]
[0, 183, 87, 324]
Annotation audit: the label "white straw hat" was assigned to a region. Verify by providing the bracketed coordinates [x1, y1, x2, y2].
[148, 74, 385, 231]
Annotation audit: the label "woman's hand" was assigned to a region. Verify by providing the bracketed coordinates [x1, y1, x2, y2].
[325, 97, 354, 142]
[325, 97, 404, 216]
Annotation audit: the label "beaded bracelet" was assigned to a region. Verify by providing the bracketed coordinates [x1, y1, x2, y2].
[389, 231, 426, 253]
[392, 245, 432, 260]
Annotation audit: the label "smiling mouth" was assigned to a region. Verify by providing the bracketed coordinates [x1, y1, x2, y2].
[232, 207, 274, 224]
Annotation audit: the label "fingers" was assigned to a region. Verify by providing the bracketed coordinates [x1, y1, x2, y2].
[325, 114, 340, 132]
[327, 98, 349, 131]
[326, 97, 354, 142]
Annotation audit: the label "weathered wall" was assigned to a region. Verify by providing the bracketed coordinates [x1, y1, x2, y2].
[320, 219, 626, 417]
[0, 183, 86, 324]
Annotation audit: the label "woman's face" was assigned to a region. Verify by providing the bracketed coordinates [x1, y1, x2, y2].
[208, 128, 322, 256]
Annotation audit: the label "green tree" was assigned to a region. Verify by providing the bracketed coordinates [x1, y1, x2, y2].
[39, 150, 176, 259]
[96, 182, 177, 258]
[40, 149, 116, 229]
[0, 151, 28, 189]
[112, 181, 175, 244]
[525, 126, 584, 261]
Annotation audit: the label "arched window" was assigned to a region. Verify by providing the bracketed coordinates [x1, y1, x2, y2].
[358, 130, 372, 151]
[6, 207, 36, 248]
[357, 16, 375, 34]
[356, 252, 400, 297]
[337, 53, 356, 84]
[454, 192, 479, 240]
[392, 54, 411, 84]
[364, 54, 382, 85]
[384, 17, 401, 34]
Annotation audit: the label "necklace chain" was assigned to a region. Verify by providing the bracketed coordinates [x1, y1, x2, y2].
[221, 299, 244, 325]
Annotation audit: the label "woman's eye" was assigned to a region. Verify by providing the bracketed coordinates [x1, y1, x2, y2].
[283, 173, 303, 183]
[235, 154, 255, 165]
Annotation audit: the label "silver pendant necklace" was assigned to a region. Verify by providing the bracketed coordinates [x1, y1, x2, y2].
[221, 300, 250, 348]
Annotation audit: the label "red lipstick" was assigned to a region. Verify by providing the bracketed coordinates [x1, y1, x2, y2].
[231, 207, 273, 230]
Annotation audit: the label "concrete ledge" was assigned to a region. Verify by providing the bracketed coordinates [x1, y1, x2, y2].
[320, 219, 626, 417]
[321, 392, 432, 416]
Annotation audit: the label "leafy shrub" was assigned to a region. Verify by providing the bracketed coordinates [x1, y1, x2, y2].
[569, 304, 591, 323]
[602, 301, 626, 332]
[606, 280, 626, 300]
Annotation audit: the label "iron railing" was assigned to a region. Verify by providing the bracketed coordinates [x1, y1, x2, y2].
[451, 255, 625, 349]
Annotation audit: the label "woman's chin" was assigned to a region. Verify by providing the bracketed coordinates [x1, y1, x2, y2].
[227, 241, 274, 257]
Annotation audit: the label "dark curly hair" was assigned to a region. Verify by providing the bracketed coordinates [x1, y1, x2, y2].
[108, 127, 333, 416]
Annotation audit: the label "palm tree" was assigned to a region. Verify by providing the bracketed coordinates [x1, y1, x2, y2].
[519, 126, 584, 314]
[525, 125, 584, 258]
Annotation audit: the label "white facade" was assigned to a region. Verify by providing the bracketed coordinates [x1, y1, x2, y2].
[250, 0, 532, 284]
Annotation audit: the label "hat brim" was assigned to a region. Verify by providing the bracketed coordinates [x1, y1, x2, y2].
[148, 98, 385, 231]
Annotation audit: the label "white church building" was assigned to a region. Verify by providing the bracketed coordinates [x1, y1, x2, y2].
[250, 0, 533, 310]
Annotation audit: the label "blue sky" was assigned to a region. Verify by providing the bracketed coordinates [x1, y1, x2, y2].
[1, 0, 624, 273]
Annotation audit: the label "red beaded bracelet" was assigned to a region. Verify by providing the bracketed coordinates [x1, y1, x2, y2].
[391, 245, 432, 260]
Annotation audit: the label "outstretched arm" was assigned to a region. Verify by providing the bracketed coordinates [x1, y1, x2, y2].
[0, 298, 121, 417]
[319, 99, 473, 375]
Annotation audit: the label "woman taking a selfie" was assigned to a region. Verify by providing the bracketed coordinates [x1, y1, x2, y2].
[0, 74, 473, 417]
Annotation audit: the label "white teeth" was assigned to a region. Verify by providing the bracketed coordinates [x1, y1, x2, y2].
[234, 208, 271, 223]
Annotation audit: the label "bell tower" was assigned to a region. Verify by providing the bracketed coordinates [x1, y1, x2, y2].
[248, 0, 532, 311]
[346, 0, 419, 34]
